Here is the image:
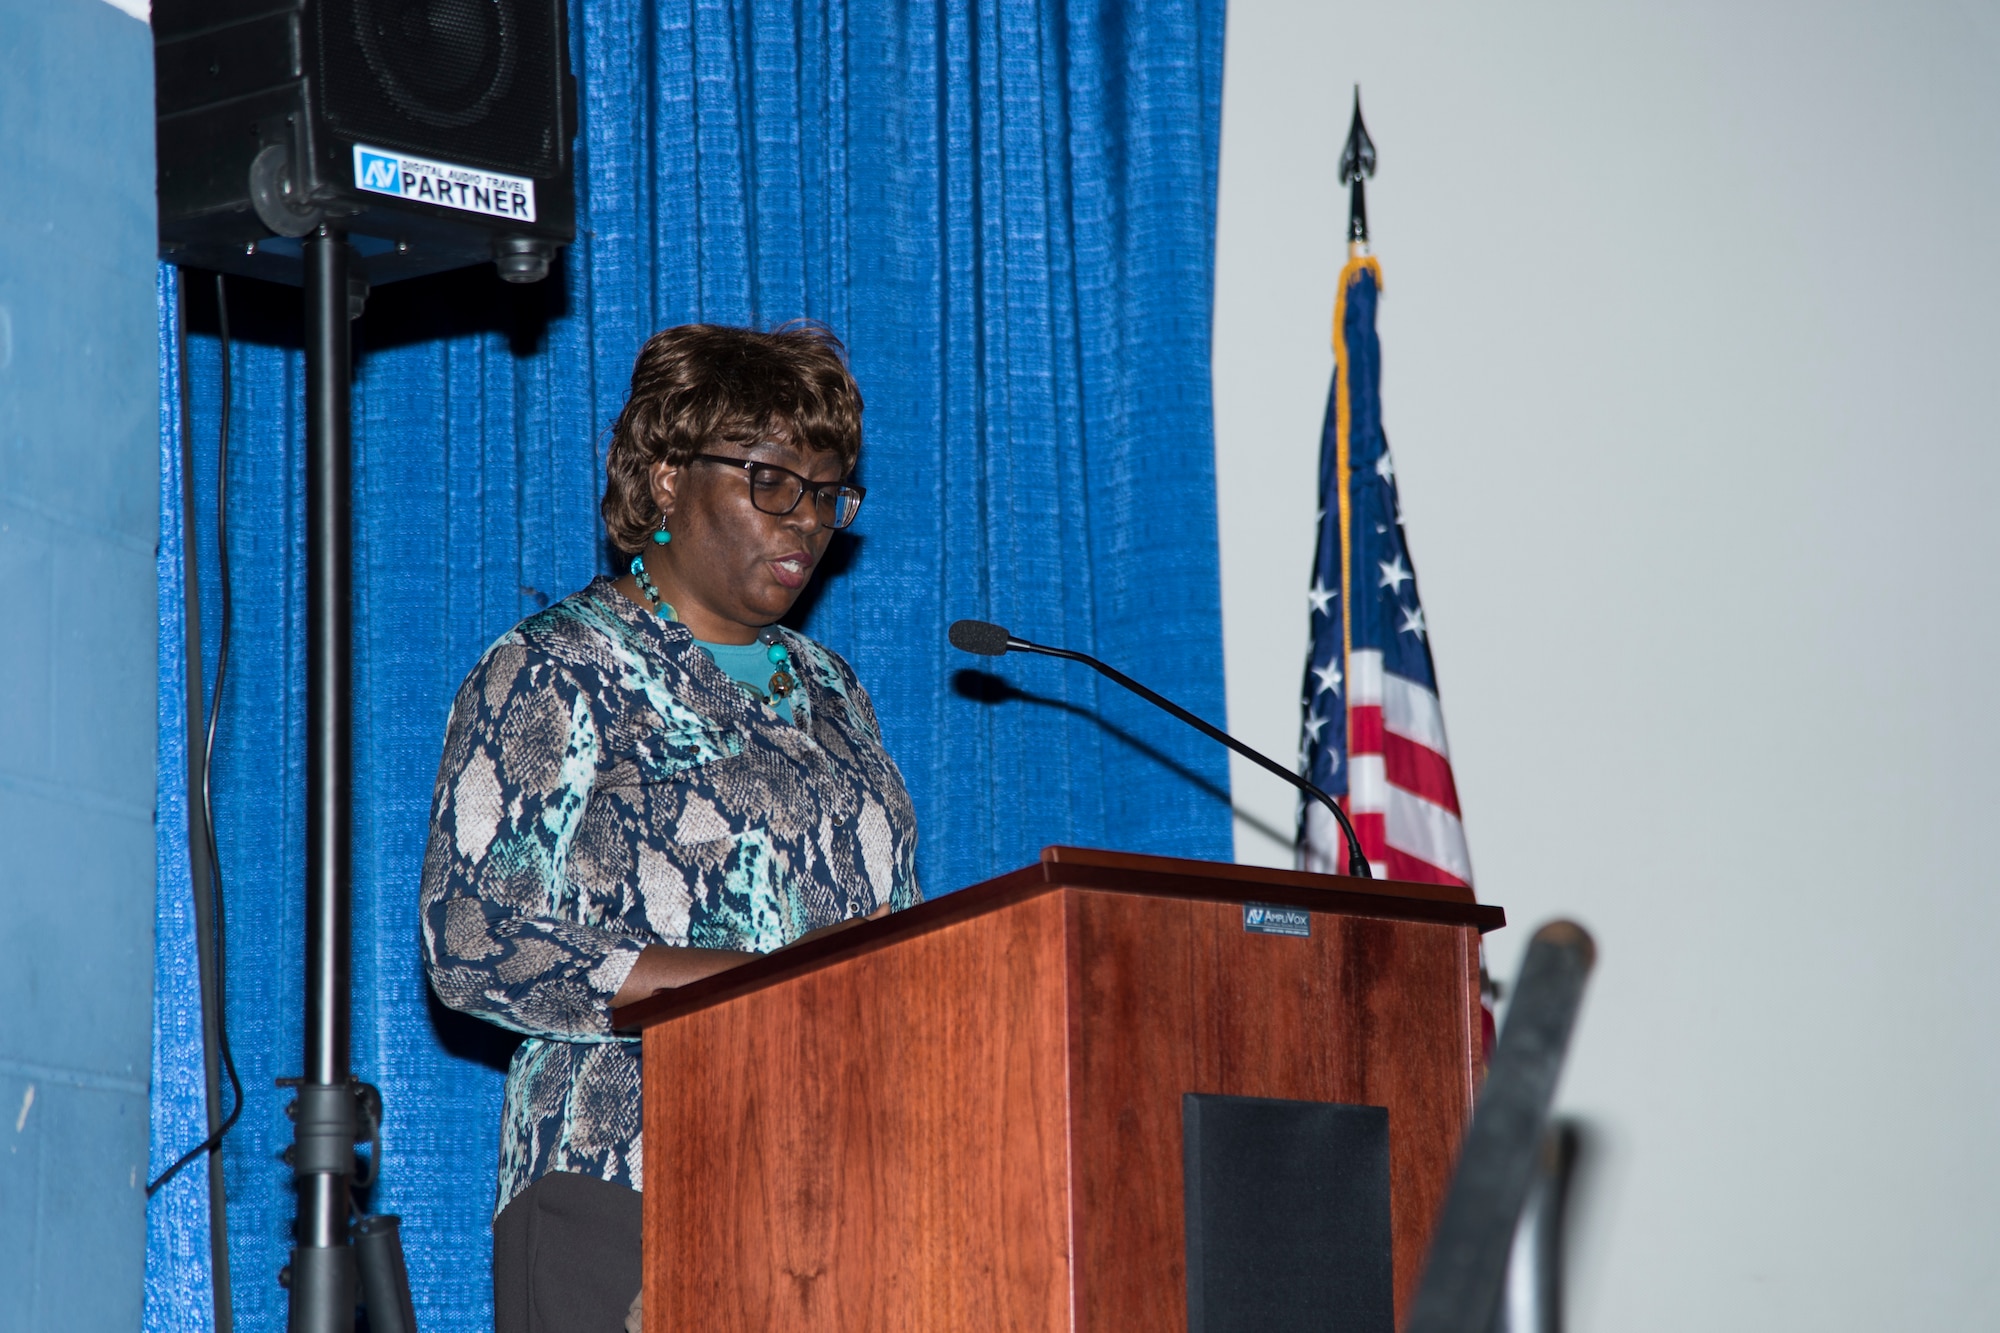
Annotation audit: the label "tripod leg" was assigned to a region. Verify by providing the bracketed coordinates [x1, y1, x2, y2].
[354, 1214, 419, 1333]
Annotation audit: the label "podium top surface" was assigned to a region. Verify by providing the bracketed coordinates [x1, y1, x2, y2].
[612, 846, 1504, 1032]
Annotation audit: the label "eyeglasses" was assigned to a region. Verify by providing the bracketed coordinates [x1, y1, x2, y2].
[691, 453, 866, 530]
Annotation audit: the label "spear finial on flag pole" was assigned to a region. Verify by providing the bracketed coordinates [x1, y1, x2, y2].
[1340, 87, 1377, 256]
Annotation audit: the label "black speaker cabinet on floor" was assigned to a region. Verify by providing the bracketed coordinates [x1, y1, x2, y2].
[155, 0, 575, 287]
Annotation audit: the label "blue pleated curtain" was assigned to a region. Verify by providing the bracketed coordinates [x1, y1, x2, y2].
[148, 0, 1228, 1326]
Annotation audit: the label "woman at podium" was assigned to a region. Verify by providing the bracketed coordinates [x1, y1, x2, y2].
[419, 322, 921, 1333]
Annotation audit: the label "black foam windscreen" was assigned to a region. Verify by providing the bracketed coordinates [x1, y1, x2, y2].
[948, 619, 1013, 657]
[1183, 1094, 1394, 1333]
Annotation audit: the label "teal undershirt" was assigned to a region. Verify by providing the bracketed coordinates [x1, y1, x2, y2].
[693, 637, 796, 723]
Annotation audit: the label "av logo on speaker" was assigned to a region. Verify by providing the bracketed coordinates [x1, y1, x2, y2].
[356, 150, 403, 194]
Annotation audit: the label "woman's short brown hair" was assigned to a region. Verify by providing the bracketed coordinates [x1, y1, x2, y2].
[600, 322, 863, 553]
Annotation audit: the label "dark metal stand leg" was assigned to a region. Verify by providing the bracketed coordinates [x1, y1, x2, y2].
[355, 1215, 420, 1333]
[1408, 922, 1595, 1333]
[288, 224, 357, 1333]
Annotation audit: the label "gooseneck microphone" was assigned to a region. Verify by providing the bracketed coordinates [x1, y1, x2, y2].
[948, 620, 1372, 879]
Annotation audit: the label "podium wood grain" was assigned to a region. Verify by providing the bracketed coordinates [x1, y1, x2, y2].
[625, 849, 1499, 1332]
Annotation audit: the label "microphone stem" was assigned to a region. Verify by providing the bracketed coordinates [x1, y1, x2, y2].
[1009, 638, 1373, 879]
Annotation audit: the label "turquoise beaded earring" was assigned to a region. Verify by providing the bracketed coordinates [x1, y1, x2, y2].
[630, 513, 677, 620]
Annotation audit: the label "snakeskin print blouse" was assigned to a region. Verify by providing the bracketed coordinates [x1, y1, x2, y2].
[420, 576, 921, 1214]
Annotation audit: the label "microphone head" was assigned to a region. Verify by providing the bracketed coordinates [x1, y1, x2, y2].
[948, 619, 1013, 656]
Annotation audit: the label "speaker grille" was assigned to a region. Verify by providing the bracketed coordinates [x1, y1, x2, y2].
[319, 0, 564, 178]
[1182, 1095, 1394, 1333]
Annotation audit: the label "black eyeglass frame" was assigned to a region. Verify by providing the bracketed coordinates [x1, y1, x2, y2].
[689, 453, 867, 529]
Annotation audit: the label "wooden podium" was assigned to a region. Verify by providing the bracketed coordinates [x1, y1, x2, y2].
[613, 847, 1503, 1331]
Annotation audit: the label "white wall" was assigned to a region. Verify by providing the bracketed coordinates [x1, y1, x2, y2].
[1212, 1, 2000, 1327]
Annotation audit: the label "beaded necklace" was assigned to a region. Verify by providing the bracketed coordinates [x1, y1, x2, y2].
[629, 554, 797, 703]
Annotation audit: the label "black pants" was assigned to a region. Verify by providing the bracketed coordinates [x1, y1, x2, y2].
[492, 1172, 642, 1333]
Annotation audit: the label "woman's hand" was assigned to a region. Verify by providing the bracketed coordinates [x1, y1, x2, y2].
[610, 943, 757, 1007]
[610, 905, 892, 1007]
[786, 902, 893, 950]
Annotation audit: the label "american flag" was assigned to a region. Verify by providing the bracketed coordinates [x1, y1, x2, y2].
[1297, 256, 1472, 886]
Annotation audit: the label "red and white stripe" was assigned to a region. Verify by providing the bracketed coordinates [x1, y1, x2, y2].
[1303, 649, 1472, 886]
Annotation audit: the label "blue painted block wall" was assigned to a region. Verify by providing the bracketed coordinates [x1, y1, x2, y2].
[0, 1, 159, 1328]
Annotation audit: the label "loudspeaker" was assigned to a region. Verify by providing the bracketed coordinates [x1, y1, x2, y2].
[1182, 1094, 1395, 1333]
[155, 0, 575, 287]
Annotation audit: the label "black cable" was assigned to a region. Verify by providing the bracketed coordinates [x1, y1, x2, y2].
[149, 274, 245, 1199]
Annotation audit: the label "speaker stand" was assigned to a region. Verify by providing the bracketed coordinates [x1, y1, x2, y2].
[285, 225, 359, 1333]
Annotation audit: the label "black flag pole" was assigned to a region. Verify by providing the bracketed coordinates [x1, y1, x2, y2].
[1340, 87, 1377, 255]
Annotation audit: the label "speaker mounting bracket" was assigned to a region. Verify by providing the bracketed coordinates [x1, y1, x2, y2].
[248, 144, 326, 239]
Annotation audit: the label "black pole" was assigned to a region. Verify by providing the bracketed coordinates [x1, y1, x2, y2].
[288, 225, 357, 1333]
[1407, 922, 1595, 1333]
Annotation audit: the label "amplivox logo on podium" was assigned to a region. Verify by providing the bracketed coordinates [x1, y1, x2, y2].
[352, 145, 538, 223]
[1243, 904, 1312, 938]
